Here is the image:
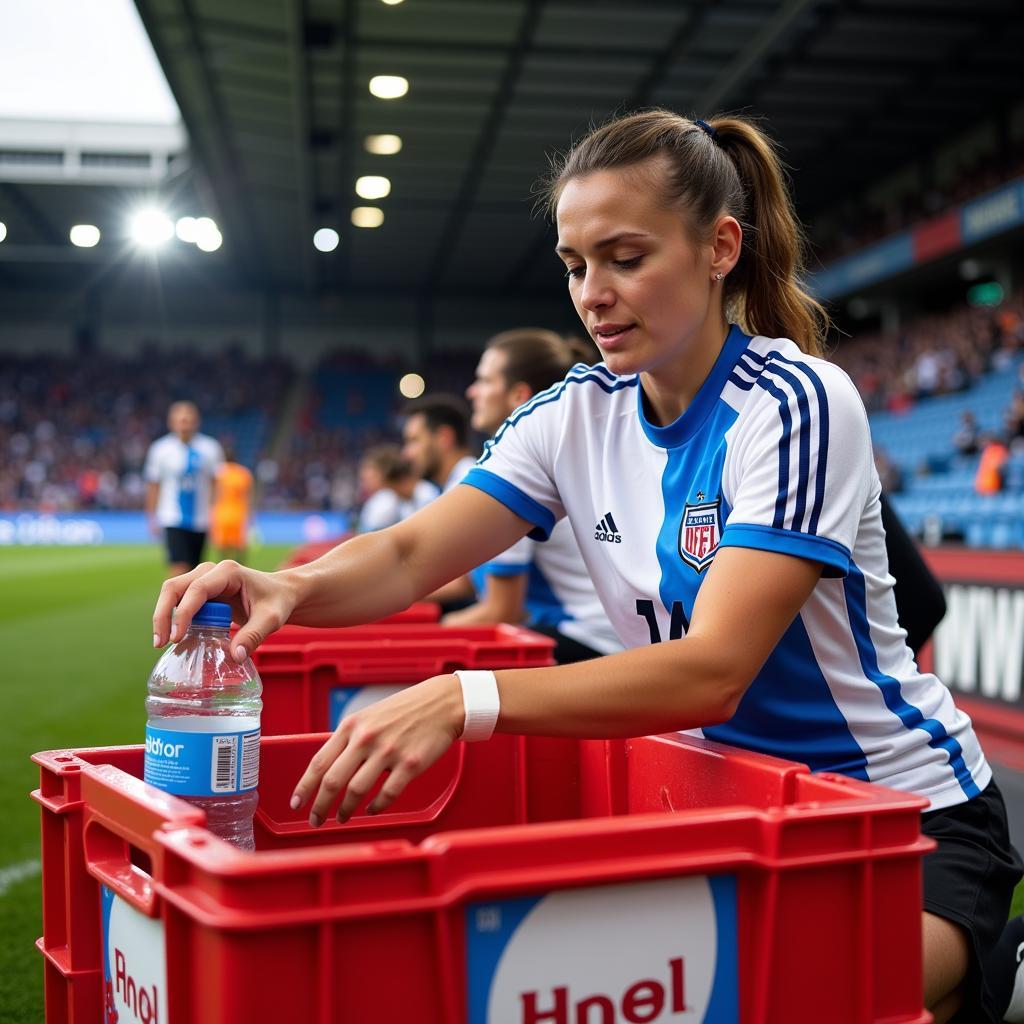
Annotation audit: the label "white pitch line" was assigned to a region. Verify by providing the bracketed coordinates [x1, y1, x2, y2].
[0, 858, 41, 897]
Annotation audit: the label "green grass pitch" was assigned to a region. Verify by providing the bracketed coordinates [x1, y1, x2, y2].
[3, 544, 1022, 1023]
[0, 543, 292, 1024]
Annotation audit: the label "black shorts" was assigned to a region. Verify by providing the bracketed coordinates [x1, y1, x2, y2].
[527, 623, 603, 664]
[164, 527, 206, 569]
[922, 778, 1023, 1022]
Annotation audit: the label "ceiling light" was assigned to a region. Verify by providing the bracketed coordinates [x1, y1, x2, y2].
[196, 229, 223, 252]
[69, 224, 100, 248]
[369, 75, 408, 99]
[130, 208, 174, 248]
[351, 207, 384, 228]
[381, 0, 405, 5]
[364, 134, 402, 156]
[399, 373, 425, 399]
[175, 216, 198, 243]
[193, 217, 222, 251]
[0, 222, 7, 243]
[355, 175, 391, 200]
[313, 228, 340, 252]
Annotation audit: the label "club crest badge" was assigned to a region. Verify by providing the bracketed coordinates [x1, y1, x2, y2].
[679, 497, 722, 572]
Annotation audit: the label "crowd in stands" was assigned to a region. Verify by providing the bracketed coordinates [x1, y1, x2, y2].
[811, 136, 1024, 264]
[0, 346, 291, 512]
[832, 291, 1024, 417]
[4, 295, 1024, 521]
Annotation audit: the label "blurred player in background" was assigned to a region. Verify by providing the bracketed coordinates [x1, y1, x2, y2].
[210, 445, 254, 563]
[401, 394, 478, 608]
[357, 444, 437, 533]
[446, 328, 622, 663]
[144, 401, 224, 577]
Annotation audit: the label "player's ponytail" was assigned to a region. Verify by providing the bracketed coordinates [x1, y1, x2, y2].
[710, 117, 829, 357]
[541, 109, 829, 357]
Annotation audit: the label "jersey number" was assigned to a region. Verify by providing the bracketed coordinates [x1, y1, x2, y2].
[636, 599, 689, 644]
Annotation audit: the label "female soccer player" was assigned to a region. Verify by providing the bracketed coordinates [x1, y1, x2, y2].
[153, 110, 1019, 1022]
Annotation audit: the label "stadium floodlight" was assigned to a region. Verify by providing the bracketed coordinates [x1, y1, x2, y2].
[399, 373, 425, 399]
[355, 175, 391, 200]
[368, 75, 408, 99]
[0, 222, 6, 243]
[364, 134, 402, 156]
[176, 216, 198, 243]
[351, 207, 384, 228]
[196, 229, 223, 252]
[193, 217, 222, 252]
[130, 208, 174, 248]
[69, 224, 101, 248]
[313, 228, 340, 252]
[381, 0, 405, 6]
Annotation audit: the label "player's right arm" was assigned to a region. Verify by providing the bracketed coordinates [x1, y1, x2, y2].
[151, 484, 532, 657]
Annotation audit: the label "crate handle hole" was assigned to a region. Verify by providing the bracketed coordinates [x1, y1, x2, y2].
[188, 835, 207, 847]
[54, 756, 74, 763]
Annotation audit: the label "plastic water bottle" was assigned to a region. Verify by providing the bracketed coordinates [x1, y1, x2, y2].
[144, 601, 263, 850]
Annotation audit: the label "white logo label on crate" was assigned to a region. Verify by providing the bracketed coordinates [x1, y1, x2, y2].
[101, 885, 167, 1024]
[143, 716, 260, 797]
[329, 685, 406, 728]
[466, 875, 737, 1023]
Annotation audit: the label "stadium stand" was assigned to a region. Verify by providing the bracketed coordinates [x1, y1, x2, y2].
[0, 346, 290, 511]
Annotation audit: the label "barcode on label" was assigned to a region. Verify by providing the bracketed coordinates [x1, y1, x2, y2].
[240, 730, 260, 790]
[211, 736, 238, 793]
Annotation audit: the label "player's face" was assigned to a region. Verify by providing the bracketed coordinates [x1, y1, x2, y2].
[401, 414, 440, 481]
[466, 348, 515, 436]
[555, 161, 717, 379]
[168, 405, 199, 441]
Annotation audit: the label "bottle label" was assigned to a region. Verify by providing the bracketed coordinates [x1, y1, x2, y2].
[144, 720, 260, 796]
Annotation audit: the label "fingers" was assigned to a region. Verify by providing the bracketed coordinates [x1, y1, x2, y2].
[152, 561, 218, 645]
[290, 727, 415, 826]
[231, 603, 284, 663]
[290, 729, 351, 824]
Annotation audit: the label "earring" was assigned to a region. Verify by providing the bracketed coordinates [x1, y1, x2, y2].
[714, 272, 724, 281]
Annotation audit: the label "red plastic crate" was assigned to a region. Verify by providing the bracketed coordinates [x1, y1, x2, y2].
[247, 623, 555, 734]
[33, 733, 932, 1024]
[240, 600, 442, 643]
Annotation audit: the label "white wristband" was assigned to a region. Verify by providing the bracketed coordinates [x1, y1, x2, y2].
[455, 670, 500, 742]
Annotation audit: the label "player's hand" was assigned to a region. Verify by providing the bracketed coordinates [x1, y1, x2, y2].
[290, 674, 465, 824]
[152, 559, 298, 661]
[147, 517, 161, 538]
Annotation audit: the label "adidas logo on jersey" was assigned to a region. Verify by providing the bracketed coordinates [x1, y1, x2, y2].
[594, 513, 622, 543]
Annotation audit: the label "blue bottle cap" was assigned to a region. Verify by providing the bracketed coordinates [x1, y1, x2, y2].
[191, 601, 233, 629]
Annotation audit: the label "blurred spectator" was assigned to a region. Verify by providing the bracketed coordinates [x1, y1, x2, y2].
[975, 434, 1009, 495]
[953, 410, 981, 457]
[874, 446, 904, 494]
[1005, 390, 1024, 444]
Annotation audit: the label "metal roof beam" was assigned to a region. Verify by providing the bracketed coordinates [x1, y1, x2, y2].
[424, 0, 545, 290]
[134, 0, 273, 288]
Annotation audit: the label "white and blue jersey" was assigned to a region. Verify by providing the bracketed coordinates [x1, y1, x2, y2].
[471, 521, 623, 656]
[144, 433, 224, 531]
[463, 324, 989, 810]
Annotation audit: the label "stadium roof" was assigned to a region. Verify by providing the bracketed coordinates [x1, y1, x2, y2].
[1, 0, 1022, 297]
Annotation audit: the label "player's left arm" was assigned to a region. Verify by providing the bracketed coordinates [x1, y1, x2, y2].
[291, 545, 821, 823]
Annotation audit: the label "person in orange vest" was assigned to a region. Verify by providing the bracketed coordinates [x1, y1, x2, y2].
[210, 445, 254, 563]
[974, 434, 1009, 496]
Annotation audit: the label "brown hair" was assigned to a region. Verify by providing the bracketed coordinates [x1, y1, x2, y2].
[361, 444, 414, 484]
[541, 109, 829, 356]
[485, 327, 599, 395]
